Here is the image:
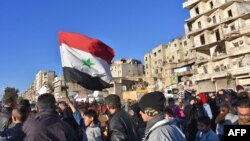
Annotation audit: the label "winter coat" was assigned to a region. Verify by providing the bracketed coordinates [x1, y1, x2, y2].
[108, 109, 140, 141]
[22, 109, 78, 141]
[195, 129, 219, 141]
[144, 114, 186, 141]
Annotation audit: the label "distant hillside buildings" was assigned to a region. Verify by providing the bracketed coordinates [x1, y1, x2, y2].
[145, 0, 250, 92]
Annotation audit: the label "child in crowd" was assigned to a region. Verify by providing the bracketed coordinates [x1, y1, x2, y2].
[83, 110, 102, 141]
[0, 105, 28, 141]
[196, 116, 219, 141]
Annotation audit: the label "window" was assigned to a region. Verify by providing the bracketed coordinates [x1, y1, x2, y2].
[184, 41, 187, 46]
[203, 66, 208, 74]
[174, 44, 177, 47]
[230, 25, 236, 31]
[198, 21, 202, 29]
[188, 23, 192, 32]
[146, 64, 148, 69]
[161, 68, 163, 72]
[200, 34, 205, 45]
[195, 7, 200, 15]
[158, 49, 161, 53]
[180, 42, 182, 46]
[215, 29, 220, 41]
[154, 52, 157, 56]
[155, 61, 157, 64]
[228, 10, 233, 17]
[172, 56, 174, 59]
[145, 57, 147, 61]
[212, 16, 216, 24]
[210, 1, 214, 9]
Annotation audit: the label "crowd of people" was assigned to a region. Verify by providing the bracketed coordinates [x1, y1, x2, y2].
[0, 85, 249, 141]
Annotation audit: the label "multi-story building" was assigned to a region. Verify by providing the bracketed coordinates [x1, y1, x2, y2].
[110, 58, 144, 78]
[22, 82, 36, 101]
[144, 45, 166, 78]
[35, 70, 55, 92]
[183, 0, 250, 92]
[23, 70, 55, 101]
[144, 36, 195, 88]
[53, 76, 67, 100]
[53, 75, 91, 100]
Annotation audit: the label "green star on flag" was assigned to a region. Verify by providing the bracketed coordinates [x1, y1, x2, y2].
[82, 58, 94, 68]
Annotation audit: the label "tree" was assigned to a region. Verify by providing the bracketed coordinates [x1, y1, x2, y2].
[2, 87, 19, 104]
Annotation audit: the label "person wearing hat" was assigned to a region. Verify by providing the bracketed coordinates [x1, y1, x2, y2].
[139, 91, 186, 141]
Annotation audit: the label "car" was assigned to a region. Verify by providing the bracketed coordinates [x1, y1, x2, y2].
[164, 88, 179, 99]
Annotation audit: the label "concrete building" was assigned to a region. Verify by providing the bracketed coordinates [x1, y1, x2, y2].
[144, 36, 195, 88]
[53, 75, 91, 100]
[110, 58, 144, 78]
[183, 0, 250, 92]
[35, 70, 56, 93]
[22, 82, 36, 101]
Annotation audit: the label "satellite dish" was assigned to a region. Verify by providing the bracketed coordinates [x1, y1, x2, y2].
[93, 91, 99, 98]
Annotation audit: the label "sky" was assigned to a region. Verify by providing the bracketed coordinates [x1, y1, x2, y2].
[0, 0, 189, 93]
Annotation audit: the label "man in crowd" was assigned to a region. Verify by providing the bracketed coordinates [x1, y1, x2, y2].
[139, 91, 186, 141]
[22, 93, 77, 141]
[234, 99, 250, 125]
[105, 94, 140, 141]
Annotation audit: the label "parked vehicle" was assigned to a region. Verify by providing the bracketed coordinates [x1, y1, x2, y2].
[164, 88, 179, 99]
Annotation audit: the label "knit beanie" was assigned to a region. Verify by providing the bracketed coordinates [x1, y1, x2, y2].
[139, 91, 166, 117]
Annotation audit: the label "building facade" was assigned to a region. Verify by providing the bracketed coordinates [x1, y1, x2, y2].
[144, 37, 195, 88]
[111, 58, 144, 78]
[53, 75, 91, 100]
[184, 0, 250, 92]
[35, 70, 56, 92]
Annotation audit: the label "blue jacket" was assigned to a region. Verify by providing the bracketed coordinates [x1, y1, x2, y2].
[196, 129, 219, 141]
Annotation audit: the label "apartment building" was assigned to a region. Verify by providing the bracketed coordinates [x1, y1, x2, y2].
[53, 75, 91, 100]
[35, 70, 55, 92]
[111, 58, 144, 78]
[22, 82, 36, 101]
[144, 36, 195, 87]
[183, 0, 250, 92]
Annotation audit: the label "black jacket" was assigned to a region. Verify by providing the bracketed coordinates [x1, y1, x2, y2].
[0, 107, 12, 132]
[108, 109, 140, 141]
[0, 123, 24, 141]
[22, 109, 78, 141]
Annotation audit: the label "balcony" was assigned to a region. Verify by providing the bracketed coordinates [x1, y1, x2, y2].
[211, 71, 227, 79]
[196, 58, 209, 64]
[230, 66, 250, 76]
[183, 0, 200, 9]
[193, 73, 211, 81]
[228, 46, 250, 57]
[211, 53, 228, 61]
[176, 69, 195, 76]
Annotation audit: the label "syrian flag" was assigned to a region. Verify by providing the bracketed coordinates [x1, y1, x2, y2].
[59, 32, 115, 90]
